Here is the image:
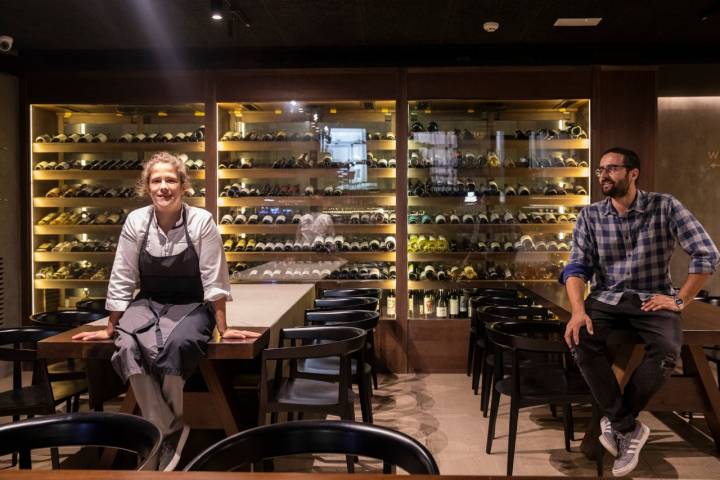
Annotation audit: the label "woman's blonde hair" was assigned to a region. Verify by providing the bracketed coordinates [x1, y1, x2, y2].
[136, 151, 191, 198]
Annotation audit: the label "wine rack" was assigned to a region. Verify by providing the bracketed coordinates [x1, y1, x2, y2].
[215, 101, 399, 319]
[405, 98, 591, 321]
[30, 103, 206, 312]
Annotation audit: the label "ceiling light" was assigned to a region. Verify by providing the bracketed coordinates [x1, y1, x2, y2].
[211, 0, 223, 21]
[554, 18, 602, 27]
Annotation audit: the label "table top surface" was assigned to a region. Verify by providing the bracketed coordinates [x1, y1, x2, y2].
[0, 471, 586, 480]
[519, 283, 720, 344]
[38, 283, 315, 360]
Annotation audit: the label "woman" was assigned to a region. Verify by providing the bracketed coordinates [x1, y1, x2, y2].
[73, 151, 259, 470]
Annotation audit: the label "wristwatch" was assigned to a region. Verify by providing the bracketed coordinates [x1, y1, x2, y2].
[674, 296, 685, 311]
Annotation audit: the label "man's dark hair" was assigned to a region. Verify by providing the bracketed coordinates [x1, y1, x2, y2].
[602, 147, 640, 172]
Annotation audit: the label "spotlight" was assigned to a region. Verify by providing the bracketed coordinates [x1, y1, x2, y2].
[211, 0, 223, 21]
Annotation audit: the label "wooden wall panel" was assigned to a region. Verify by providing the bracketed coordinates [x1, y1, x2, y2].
[591, 68, 657, 201]
[25, 71, 208, 104]
[407, 67, 593, 100]
[214, 68, 400, 101]
[407, 320, 469, 373]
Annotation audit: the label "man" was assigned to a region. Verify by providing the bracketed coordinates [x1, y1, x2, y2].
[560, 147, 719, 477]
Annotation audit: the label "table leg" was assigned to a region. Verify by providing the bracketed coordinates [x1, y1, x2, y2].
[199, 359, 244, 436]
[687, 345, 720, 453]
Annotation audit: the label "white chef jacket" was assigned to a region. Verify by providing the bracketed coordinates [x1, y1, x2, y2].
[106, 204, 232, 312]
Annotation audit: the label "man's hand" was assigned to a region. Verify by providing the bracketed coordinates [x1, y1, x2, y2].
[641, 294, 681, 312]
[72, 328, 114, 341]
[564, 311, 594, 348]
[221, 329, 262, 340]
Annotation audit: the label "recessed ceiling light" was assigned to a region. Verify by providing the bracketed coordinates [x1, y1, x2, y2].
[553, 18, 603, 27]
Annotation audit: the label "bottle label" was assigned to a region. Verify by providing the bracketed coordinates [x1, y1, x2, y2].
[449, 298, 459, 316]
[424, 296, 434, 315]
[387, 297, 396, 317]
[436, 306, 448, 318]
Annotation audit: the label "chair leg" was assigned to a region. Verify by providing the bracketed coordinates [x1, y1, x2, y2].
[466, 330, 476, 376]
[51, 447, 60, 469]
[480, 356, 493, 417]
[592, 402, 604, 477]
[471, 345, 483, 394]
[507, 398, 520, 476]
[19, 449, 31, 469]
[270, 412, 278, 424]
[562, 403, 572, 451]
[549, 403, 557, 418]
[359, 373, 374, 424]
[486, 387, 501, 454]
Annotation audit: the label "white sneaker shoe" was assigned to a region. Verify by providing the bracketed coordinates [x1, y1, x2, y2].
[599, 416, 618, 457]
[612, 420, 650, 477]
[158, 424, 190, 471]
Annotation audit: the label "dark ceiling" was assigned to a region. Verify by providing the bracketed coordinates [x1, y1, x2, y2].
[2, 0, 720, 71]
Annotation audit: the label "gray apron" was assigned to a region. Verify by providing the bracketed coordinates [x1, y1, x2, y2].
[111, 206, 216, 382]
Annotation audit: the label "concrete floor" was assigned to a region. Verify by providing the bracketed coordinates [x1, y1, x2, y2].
[2, 372, 720, 477]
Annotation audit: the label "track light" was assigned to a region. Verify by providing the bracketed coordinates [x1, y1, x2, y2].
[211, 0, 223, 21]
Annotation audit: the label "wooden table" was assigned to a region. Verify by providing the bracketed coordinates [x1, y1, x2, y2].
[37, 283, 315, 436]
[519, 283, 720, 456]
[0, 471, 589, 480]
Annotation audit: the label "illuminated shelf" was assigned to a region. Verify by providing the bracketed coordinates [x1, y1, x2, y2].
[407, 224, 575, 234]
[34, 197, 205, 208]
[35, 252, 115, 262]
[407, 195, 590, 207]
[32, 142, 205, 153]
[219, 224, 396, 235]
[226, 252, 395, 262]
[407, 167, 589, 179]
[33, 170, 205, 180]
[218, 195, 396, 208]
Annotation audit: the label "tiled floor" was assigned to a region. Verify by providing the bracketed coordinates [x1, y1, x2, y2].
[2, 372, 720, 477]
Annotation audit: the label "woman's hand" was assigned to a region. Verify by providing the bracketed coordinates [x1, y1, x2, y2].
[72, 328, 114, 341]
[221, 329, 262, 340]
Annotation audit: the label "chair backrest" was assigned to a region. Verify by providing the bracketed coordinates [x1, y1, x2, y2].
[267, 326, 367, 361]
[469, 296, 519, 310]
[29, 310, 107, 329]
[76, 298, 110, 315]
[475, 288, 519, 299]
[184, 419, 440, 474]
[0, 412, 161, 470]
[305, 309, 379, 332]
[321, 288, 383, 299]
[313, 296, 378, 312]
[486, 320, 568, 353]
[482, 305, 549, 322]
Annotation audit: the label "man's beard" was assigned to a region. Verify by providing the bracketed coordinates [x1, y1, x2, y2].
[600, 176, 630, 198]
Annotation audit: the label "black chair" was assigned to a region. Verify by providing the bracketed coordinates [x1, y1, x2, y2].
[0, 412, 161, 470]
[300, 310, 379, 423]
[258, 326, 367, 427]
[76, 298, 110, 315]
[0, 327, 89, 467]
[477, 305, 550, 415]
[313, 297, 379, 312]
[468, 295, 525, 391]
[485, 321, 601, 476]
[184, 419, 439, 474]
[321, 288, 383, 299]
[29, 309, 107, 329]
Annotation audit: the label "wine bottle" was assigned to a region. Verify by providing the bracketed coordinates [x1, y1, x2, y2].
[386, 290, 396, 318]
[423, 264, 437, 281]
[384, 236, 396, 251]
[503, 211, 515, 224]
[424, 291, 435, 318]
[450, 213, 461, 224]
[459, 289, 469, 318]
[223, 239, 234, 252]
[436, 291, 448, 318]
[449, 290, 459, 318]
[462, 213, 474, 224]
[408, 289, 415, 317]
[435, 213, 447, 224]
[409, 263, 418, 281]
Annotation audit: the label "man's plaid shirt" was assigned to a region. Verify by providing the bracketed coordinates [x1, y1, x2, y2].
[562, 190, 719, 305]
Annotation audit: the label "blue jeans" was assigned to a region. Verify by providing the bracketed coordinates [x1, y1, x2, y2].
[572, 293, 682, 433]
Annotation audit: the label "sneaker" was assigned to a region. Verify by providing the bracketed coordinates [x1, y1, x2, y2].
[158, 424, 190, 471]
[599, 416, 618, 457]
[612, 420, 650, 477]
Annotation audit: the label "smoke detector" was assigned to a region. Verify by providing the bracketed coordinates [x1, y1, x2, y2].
[483, 21, 500, 33]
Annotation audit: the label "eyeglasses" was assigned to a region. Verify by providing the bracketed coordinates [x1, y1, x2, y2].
[594, 164, 628, 177]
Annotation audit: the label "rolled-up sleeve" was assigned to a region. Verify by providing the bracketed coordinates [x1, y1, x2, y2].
[668, 196, 720, 274]
[106, 218, 140, 312]
[560, 209, 596, 284]
[197, 214, 232, 302]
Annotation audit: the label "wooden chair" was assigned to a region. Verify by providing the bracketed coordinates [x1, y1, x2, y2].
[184, 419, 439, 474]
